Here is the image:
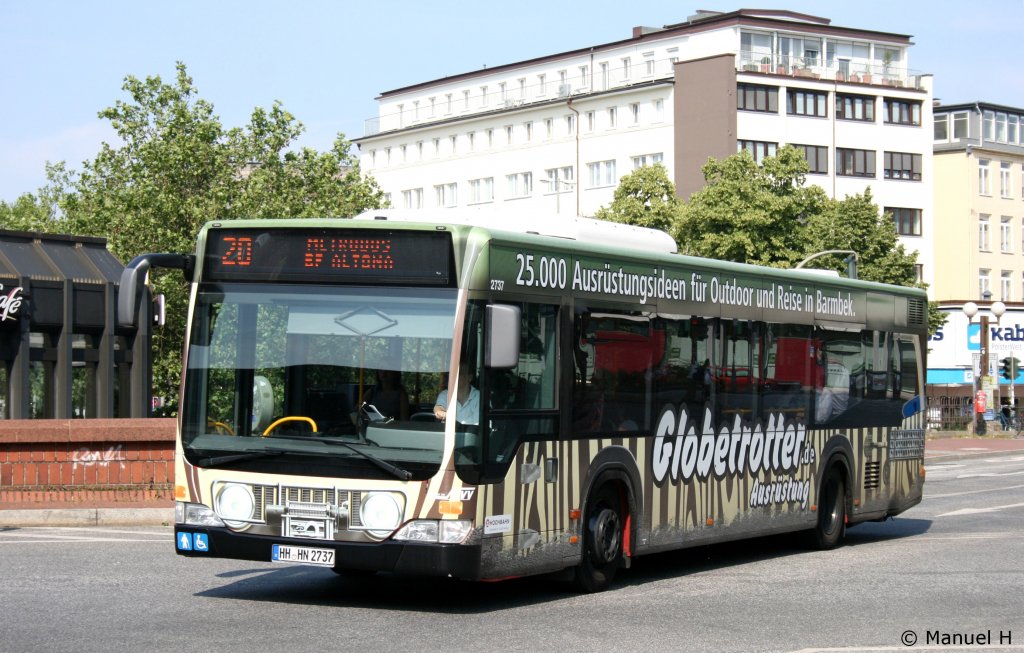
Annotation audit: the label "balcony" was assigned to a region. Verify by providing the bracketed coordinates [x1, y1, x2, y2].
[737, 51, 924, 90]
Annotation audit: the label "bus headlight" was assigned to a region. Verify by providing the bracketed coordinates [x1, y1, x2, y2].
[215, 483, 255, 528]
[360, 492, 402, 538]
[393, 519, 473, 544]
[176, 501, 225, 527]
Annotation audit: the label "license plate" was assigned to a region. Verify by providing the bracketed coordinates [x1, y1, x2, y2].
[271, 544, 336, 566]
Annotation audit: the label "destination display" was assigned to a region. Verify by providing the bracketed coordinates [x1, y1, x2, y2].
[205, 228, 452, 284]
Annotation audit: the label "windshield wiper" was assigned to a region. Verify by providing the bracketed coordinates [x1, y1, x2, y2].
[265, 435, 412, 481]
[196, 449, 286, 467]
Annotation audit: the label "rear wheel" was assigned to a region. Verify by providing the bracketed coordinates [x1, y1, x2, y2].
[809, 467, 846, 549]
[573, 484, 623, 592]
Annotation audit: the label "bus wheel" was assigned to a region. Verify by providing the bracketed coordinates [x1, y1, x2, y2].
[573, 484, 623, 592]
[809, 467, 846, 550]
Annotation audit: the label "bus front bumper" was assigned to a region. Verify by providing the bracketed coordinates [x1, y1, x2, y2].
[174, 527, 482, 580]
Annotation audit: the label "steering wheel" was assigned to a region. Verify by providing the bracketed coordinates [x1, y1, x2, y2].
[261, 416, 318, 437]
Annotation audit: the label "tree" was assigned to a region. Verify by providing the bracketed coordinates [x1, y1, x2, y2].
[673, 146, 829, 267]
[34, 62, 386, 414]
[593, 164, 681, 232]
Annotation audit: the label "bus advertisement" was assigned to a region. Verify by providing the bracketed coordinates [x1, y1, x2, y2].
[119, 210, 927, 591]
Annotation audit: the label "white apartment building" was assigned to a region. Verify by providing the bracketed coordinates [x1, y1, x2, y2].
[356, 8, 934, 285]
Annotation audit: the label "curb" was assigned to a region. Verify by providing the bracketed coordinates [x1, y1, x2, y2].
[0, 507, 173, 528]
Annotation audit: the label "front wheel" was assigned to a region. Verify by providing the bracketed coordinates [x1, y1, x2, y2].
[573, 484, 624, 592]
[808, 467, 846, 549]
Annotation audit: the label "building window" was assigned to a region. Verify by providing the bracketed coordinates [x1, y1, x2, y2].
[524, 121, 533, 142]
[468, 177, 494, 204]
[1002, 216, 1013, 253]
[979, 269, 991, 298]
[883, 98, 922, 126]
[794, 144, 828, 174]
[445, 93, 453, 115]
[586, 111, 595, 132]
[737, 83, 778, 113]
[1001, 162, 1012, 198]
[644, 53, 655, 76]
[738, 140, 778, 163]
[887, 207, 922, 236]
[632, 153, 664, 169]
[565, 114, 575, 134]
[480, 86, 488, 107]
[622, 57, 631, 81]
[463, 90, 470, 111]
[953, 111, 969, 139]
[835, 93, 874, 121]
[836, 148, 876, 177]
[630, 103, 640, 124]
[787, 90, 827, 117]
[544, 166, 574, 191]
[979, 159, 991, 195]
[883, 152, 922, 181]
[979, 215, 990, 251]
[537, 73, 546, 96]
[1002, 271, 1013, 301]
[505, 125, 513, 145]
[608, 106, 617, 128]
[506, 172, 533, 199]
[934, 114, 948, 141]
[653, 98, 664, 121]
[435, 183, 457, 208]
[545, 118, 553, 139]
[486, 129, 494, 148]
[401, 188, 424, 209]
[467, 132, 475, 151]
[587, 160, 617, 188]
[500, 82, 507, 103]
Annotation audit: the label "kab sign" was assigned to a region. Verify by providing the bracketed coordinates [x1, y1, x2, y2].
[969, 322, 1024, 351]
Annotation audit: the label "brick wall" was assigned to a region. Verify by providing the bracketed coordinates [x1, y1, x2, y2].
[0, 419, 176, 509]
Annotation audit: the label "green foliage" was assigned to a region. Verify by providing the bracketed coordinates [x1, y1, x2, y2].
[12, 62, 385, 414]
[674, 146, 828, 268]
[593, 164, 681, 232]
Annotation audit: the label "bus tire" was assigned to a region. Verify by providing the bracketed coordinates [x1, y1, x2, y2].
[808, 466, 846, 550]
[573, 483, 623, 593]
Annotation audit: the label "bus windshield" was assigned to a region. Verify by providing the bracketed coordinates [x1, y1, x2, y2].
[180, 284, 458, 481]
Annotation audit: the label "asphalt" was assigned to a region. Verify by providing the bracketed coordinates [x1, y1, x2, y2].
[2, 433, 1022, 528]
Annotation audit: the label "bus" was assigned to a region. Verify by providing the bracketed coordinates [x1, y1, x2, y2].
[119, 209, 927, 591]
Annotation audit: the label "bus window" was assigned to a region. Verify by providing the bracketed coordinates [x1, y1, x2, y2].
[572, 306, 659, 434]
[762, 324, 813, 422]
[713, 319, 761, 429]
[460, 301, 559, 483]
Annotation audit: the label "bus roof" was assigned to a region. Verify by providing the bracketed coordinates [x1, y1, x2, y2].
[352, 209, 678, 256]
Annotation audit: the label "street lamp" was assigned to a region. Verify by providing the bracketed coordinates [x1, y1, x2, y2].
[538, 175, 576, 215]
[963, 295, 1005, 435]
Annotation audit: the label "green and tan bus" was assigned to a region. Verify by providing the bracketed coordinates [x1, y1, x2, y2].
[120, 209, 927, 591]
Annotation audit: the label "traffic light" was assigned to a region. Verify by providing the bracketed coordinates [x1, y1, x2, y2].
[1000, 357, 1021, 381]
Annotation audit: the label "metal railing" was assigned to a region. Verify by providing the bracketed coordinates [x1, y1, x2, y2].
[736, 50, 923, 90]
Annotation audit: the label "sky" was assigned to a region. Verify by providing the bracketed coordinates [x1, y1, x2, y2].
[2, 0, 1023, 203]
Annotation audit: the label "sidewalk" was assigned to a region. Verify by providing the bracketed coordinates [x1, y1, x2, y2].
[2, 434, 1024, 528]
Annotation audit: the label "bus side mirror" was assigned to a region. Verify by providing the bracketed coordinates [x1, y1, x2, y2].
[485, 304, 521, 369]
[117, 253, 193, 328]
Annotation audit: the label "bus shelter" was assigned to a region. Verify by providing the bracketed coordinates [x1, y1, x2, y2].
[0, 229, 152, 419]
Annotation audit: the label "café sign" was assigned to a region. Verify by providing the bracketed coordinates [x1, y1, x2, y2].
[0, 284, 24, 323]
